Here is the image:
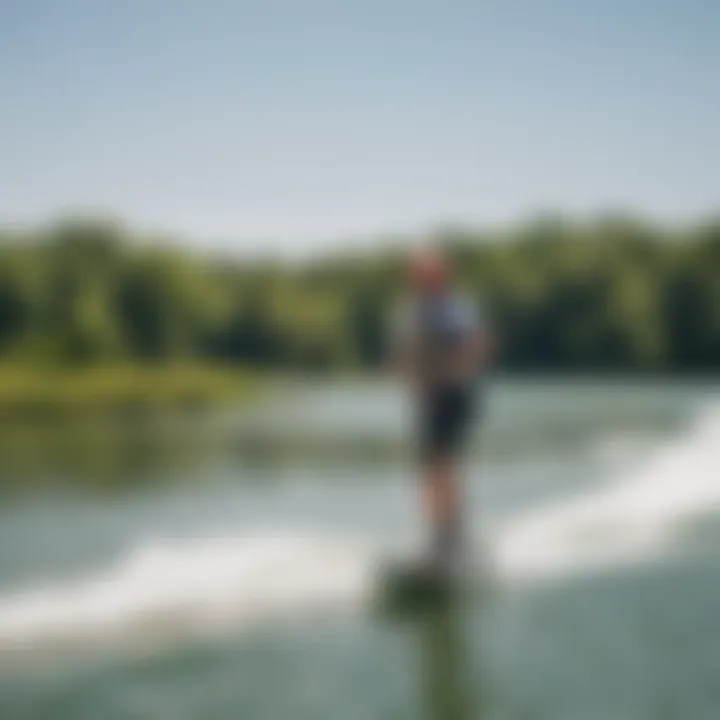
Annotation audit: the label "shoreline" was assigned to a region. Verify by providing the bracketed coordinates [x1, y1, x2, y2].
[0, 365, 716, 419]
[0, 363, 263, 420]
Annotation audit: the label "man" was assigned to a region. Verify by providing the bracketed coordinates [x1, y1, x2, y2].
[390, 246, 491, 574]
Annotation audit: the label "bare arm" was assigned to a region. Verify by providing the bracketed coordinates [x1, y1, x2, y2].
[443, 330, 487, 384]
[445, 301, 496, 383]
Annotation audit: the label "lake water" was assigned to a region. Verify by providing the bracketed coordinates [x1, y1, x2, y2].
[0, 378, 718, 720]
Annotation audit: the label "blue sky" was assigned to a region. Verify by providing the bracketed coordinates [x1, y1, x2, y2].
[1, 0, 718, 253]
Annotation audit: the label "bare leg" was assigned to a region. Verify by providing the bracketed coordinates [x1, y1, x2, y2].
[421, 456, 457, 526]
[421, 455, 463, 566]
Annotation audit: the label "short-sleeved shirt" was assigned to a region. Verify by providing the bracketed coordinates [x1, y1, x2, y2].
[390, 292, 485, 390]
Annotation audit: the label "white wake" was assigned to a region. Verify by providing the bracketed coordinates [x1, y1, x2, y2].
[0, 531, 374, 651]
[0, 400, 717, 652]
[494, 401, 720, 579]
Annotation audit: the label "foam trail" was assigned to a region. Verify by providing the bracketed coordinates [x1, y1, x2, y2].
[0, 401, 717, 652]
[0, 531, 375, 651]
[495, 401, 720, 580]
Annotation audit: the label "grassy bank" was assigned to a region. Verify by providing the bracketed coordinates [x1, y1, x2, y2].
[0, 363, 262, 419]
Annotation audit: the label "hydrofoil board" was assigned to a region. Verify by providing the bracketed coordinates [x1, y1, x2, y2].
[375, 556, 479, 616]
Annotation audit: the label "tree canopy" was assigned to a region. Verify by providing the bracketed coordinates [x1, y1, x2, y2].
[0, 215, 717, 374]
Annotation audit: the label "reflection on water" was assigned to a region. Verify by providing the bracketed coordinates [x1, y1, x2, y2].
[0, 379, 718, 719]
[416, 601, 479, 720]
[376, 565, 489, 720]
[0, 416, 208, 493]
[0, 378, 703, 494]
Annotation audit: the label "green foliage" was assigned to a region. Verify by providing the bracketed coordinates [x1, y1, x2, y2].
[0, 363, 260, 418]
[0, 215, 718, 376]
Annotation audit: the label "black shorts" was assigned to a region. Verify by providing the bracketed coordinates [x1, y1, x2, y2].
[418, 385, 476, 461]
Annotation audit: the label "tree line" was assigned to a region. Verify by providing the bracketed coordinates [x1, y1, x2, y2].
[0, 215, 718, 374]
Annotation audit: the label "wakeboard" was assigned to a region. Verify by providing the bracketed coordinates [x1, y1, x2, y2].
[374, 557, 478, 616]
